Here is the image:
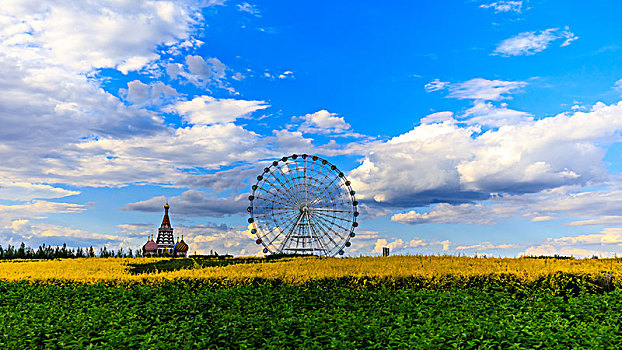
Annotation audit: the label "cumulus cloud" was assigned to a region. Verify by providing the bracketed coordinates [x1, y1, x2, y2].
[184, 55, 228, 86]
[123, 190, 248, 218]
[2, 0, 199, 73]
[424, 79, 450, 92]
[295, 110, 354, 135]
[171, 95, 269, 125]
[480, 1, 523, 13]
[0, 182, 79, 201]
[461, 101, 532, 127]
[348, 101, 622, 209]
[447, 78, 527, 100]
[426, 78, 527, 101]
[456, 242, 518, 250]
[522, 228, 622, 257]
[390, 180, 622, 228]
[0, 200, 85, 217]
[494, 27, 578, 56]
[123, 80, 178, 105]
[420, 111, 455, 124]
[0, 201, 87, 241]
[237, 2, 261, 16]
[1, 220, 127, 250]
[0, 1, 234, 189]
[391, 203, 514, 225]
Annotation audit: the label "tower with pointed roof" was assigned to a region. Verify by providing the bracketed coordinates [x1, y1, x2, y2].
[156, 202, 175, 255]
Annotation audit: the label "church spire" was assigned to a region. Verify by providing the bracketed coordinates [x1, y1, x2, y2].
[161, 201, 171, 228]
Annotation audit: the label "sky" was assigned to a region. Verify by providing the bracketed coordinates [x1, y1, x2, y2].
[1, 0, 622, 257]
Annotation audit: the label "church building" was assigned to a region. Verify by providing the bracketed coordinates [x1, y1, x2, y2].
[142, 202, 189, 257]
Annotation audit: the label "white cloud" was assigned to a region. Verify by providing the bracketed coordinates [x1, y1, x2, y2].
[349, 101, 622, 208]
[0, 182, 79, 201]
[171, 95, 269, 125]
[278, 71, 294, 79]
[494, 27, 578, 56]
[123, 80, 178, 105]
[424, 79, 449, 92]
[391, 203, 514, 225]
[569, 217, 622, 226]
[560, 27, 579, 47]
[480, 1, 523, 13]
[391, 180, 622, 229]
[1, 1, 199, 73]
[614, 79, 622, 92]
[456, 242, 518, 250]
[461, 101, 532, 127]
[446, 78, 527, 100]
[0, 200, 85, 217]
[183, 55, 228, 87]
[372, 238, 408, 254]
[420, 111, 455, 124]
[123, 190, 248, 218]
[522, 228, 622, 257]
[237, 2, 261, 16]
[296, 110, 352, 135]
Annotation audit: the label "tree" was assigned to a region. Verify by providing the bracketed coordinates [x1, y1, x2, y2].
[17, 242, 26, 259]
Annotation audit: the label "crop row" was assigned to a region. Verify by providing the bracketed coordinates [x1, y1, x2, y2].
[1, 281, 621, 349]
[1, 255, 621, 285]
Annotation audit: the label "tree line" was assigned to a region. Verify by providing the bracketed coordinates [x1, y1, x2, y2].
[0, 242, 145, 260]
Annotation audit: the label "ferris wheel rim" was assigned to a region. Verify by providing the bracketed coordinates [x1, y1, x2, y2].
[248, 154, 358, 257]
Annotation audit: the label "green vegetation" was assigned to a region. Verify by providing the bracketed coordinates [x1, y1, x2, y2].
[126, 254, 309, 274]
[1, 281, 622, 349]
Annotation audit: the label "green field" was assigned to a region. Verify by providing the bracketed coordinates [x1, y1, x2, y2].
[1, 281, 621, 349]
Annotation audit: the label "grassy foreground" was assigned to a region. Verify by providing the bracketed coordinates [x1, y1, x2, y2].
[1, 282, 621, 349]
[1, 256, 621, 348]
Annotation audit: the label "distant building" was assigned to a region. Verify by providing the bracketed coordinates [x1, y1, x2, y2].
[142, 202, 188, 257]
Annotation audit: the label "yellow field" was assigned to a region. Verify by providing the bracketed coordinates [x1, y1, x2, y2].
[0, 255, 619, 285]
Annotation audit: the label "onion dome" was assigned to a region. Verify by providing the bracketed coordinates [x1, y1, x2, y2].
[174, 235, 189, 253]
[143, 235, 158, 252]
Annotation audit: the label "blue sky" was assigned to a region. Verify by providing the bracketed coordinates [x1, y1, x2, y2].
[1, 0, 622, 257]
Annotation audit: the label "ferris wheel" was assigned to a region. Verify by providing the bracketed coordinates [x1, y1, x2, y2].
[248, 154, 359, 257]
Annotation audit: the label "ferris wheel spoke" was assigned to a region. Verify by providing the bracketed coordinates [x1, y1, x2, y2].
[311, 207, 354, 213]
[312, 211, 352, 234]
[253, 211, 297, 220]
[291, 161, 305, 202]
[252, 206, 295, 210]
[258, 210, 298, 236]
[311, 198, 353, 207]
[286, 162, 305, 203]
[273, 166, 304, 205]
[304, 158, 308, 205]
[266, 168, 298, 202]
[277, 211, 303, 252]
[258, 211, 300, 243]
[307, 216, 330, 252]
[252, 195, 296, 208]
[309, 176, 342, 205]
[311, 170, 332, 200]
[256, 183, 295, 205]
[261, 176, 299, 206]
[312, 209, 353, 223]
[308, 214, 342, 245]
